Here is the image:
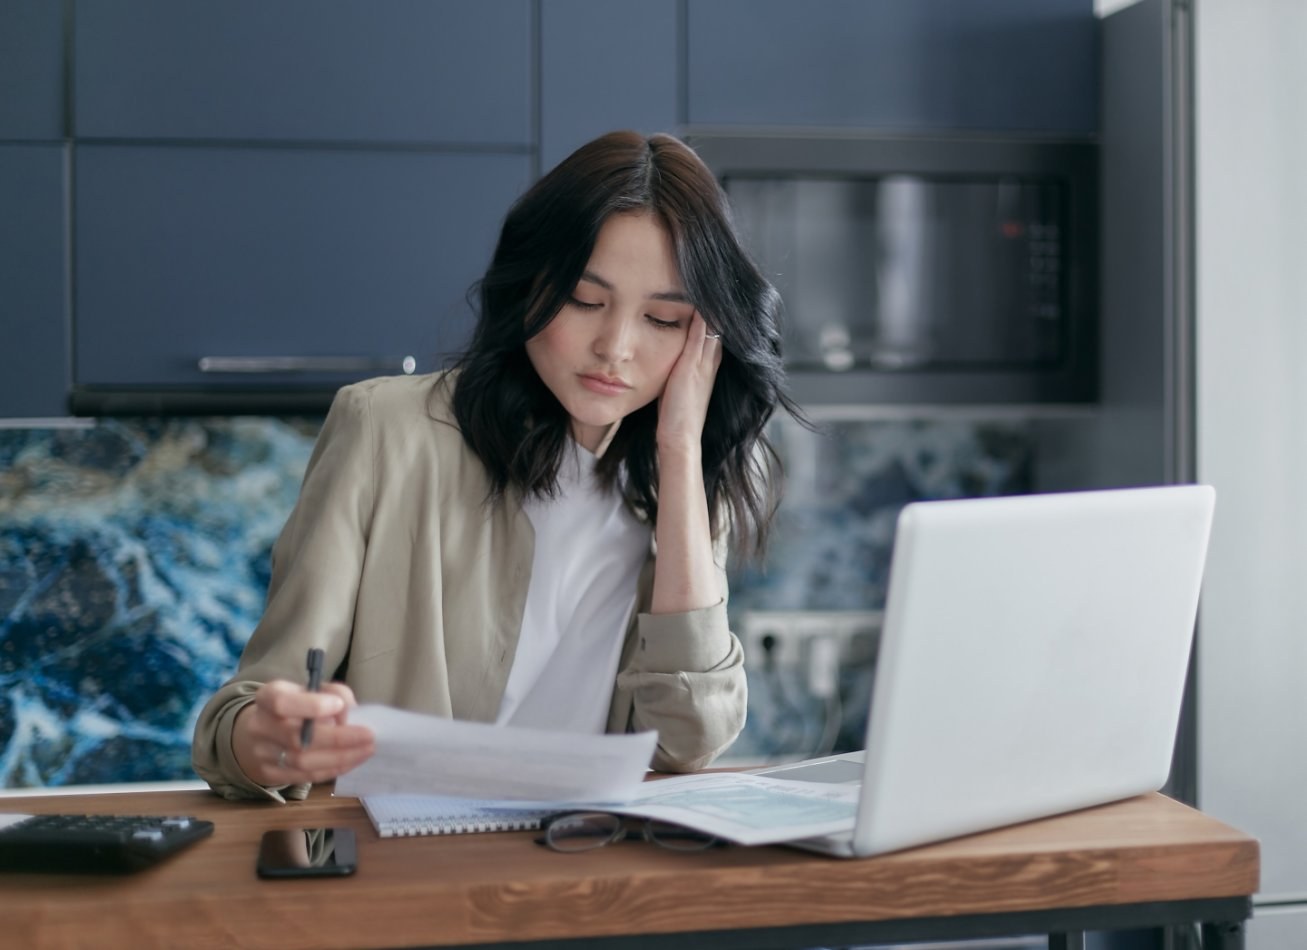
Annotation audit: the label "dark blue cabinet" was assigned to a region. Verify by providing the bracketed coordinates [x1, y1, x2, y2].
[539, 0, 680, 171]
[74, 0, 533, 146]
[1, 0, 1105, 417]
[0, 1, 65, 141]
[67, 0, 537, 412]
[0, 3, 68, 416]
[687, 0, 1097, 135]
[0, 145, 69, 418]
[75, 146, 531, 392]
[0, 1, 67, 415]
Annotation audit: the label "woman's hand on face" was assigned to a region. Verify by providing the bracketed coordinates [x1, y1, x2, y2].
[656, 313, 723, 454]
[232, 679, 375, 787]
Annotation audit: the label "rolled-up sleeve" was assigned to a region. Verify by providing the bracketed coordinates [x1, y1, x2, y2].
[613, 529, 747, 772]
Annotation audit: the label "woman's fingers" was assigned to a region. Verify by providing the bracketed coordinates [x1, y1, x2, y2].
[274, 720, 376, 783]
[257, 678, 345, 723]
[322, 681, 359, 726]
[246, 679, 375, 783]
[658, 313, 721, 449]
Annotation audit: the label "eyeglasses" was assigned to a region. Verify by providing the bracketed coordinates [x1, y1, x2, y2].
[535, 811, 722, 853]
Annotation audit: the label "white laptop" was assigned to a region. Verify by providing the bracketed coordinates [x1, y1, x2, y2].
[754, 484, 1215, 858]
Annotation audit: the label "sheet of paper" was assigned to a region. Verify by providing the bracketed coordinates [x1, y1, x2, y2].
[602, 772, 860, 846]
[334, 704, 658, 802]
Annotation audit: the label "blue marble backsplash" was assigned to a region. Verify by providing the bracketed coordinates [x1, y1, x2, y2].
[730, 417, 1032, 614]
[0, 418, 317, 786]
[0, 412, 1030, 787]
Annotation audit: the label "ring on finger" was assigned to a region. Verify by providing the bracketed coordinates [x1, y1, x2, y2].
[705, 332, 721, 341]
[277, 748, 289, 769]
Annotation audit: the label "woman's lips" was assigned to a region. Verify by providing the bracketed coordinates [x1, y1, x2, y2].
[579, 373, 631, 396]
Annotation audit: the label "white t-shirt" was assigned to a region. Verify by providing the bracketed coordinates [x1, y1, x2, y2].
[496, 443, 651, 732]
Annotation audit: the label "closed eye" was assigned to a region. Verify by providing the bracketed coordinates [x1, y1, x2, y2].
[645, 314, 683, 330]
[568, 296, 603, 311]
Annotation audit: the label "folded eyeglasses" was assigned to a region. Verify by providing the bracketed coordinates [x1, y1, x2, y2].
[535, 811, 722, 853]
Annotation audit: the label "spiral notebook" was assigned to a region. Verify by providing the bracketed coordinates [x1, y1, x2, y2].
[360, 794, 555, 837]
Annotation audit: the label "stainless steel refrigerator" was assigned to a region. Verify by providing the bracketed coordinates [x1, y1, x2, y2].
[1193, 0, 1307, 945]
[1053, 1, 1307, 945]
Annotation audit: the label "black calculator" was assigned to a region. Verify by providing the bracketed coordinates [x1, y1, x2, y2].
[0, 813, 215, 873]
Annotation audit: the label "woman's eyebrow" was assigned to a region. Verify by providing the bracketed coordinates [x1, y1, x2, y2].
[580, 269, 692, 304]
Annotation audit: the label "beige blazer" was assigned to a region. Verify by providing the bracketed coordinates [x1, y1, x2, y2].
[191, 372, 747, 801]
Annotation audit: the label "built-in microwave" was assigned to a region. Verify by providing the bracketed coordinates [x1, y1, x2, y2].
[685, 132, 1098, 406]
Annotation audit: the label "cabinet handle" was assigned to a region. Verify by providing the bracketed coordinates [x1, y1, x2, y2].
[197, 356, 418, 375]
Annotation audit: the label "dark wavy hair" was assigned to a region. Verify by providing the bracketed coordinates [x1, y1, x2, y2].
[449, 130, 799, 559]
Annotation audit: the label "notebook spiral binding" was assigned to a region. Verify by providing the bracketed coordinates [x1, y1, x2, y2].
[361, 795, 551, 839]
[389, 814, 545, 837]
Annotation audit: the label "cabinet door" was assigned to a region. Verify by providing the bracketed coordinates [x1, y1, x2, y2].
[74, 0, 533, 145]
[0, 145, 68, 418]
[74, 145, 532, 389]
[0, 1, 65, 141]
[687, 0, 1096, 135]
[539, 0, 680, 171]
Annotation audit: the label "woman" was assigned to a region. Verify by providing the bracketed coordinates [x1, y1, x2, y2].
[192, 131, 797, 801]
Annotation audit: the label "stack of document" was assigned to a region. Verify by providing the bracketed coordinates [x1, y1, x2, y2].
[335, 705, 859, 846]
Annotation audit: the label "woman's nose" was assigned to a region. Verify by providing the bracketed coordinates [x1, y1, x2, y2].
[593, 313, 636, 362]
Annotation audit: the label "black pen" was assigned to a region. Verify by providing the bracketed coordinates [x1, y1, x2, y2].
[300, 647, 325, 748]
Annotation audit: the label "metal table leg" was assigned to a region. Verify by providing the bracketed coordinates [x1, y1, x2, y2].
[1049, 933, 1088, 950]
[1200, 920, 1245, 950]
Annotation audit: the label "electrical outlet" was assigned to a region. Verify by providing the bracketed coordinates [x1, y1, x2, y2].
[737, 610, 883, 681]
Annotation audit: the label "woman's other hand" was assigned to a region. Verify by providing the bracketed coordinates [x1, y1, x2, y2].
[656, 313, 722, 454]
[651, 312, 723, 613]
[231, 679, 375, 786]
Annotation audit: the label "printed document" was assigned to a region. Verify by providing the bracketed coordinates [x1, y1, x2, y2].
[334, 704, 657, 802]
[609, 772, 859, 846]
[334, 704, 860, 846]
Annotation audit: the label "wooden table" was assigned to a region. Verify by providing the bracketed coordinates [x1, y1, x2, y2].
[0, 787, 1258, 949]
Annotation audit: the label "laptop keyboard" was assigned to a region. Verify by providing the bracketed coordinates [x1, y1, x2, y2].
[757, 758, 866, 785]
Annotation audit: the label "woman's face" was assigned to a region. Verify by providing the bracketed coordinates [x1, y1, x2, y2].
[526, 212, 696, 453]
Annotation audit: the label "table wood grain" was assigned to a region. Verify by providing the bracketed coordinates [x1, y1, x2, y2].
[0, 787, 1258, 950]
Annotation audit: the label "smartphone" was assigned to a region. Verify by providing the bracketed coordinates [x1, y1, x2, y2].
[256, 827, 357, 878]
